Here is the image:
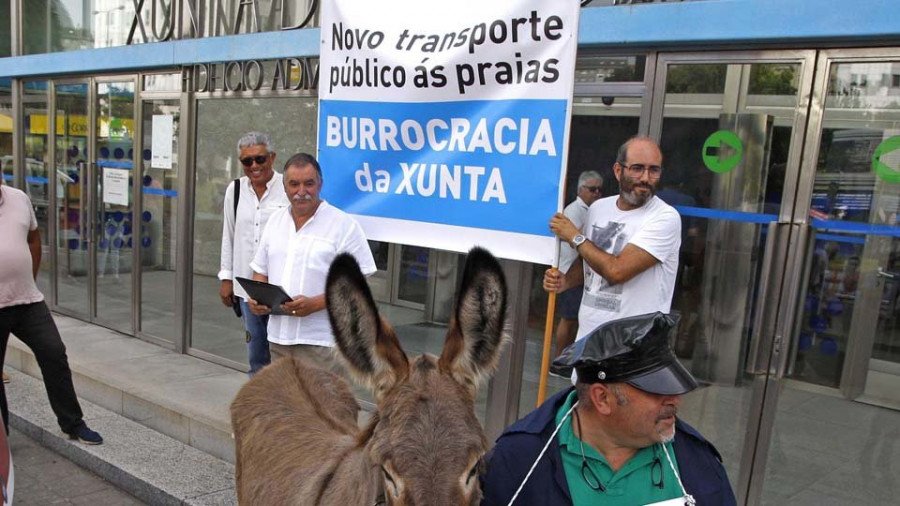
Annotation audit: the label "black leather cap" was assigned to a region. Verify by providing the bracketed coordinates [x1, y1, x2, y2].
[552, 312, 699, 395]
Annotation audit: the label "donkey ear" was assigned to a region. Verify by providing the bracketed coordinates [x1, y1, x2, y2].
[326, 254, 409, 400]
[438, 247, 508, 389]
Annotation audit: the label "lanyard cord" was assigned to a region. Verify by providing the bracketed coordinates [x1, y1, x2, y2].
[506, 401, 579, 506]
[660, 439, 695, 506]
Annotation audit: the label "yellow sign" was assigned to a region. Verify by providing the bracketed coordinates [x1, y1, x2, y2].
[29, 114, 89, 136]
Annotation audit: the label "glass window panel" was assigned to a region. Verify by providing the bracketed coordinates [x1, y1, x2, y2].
[748, 64, 799, 96]
[0, 1, 10, 57]
[142, 73, 182, 93]
[94, 80, 136, 330]
[21, 1, 319, 54]
[190, 96, 318, 368]
[1, 82, 11, 184]
[23, 81, 53, 297]
[574, 55, 646, 84]
[665, 64, 727, 94]
[140, 99, 180, 341]
[22, 0, 163, 54]
[54, 81, 91, 316]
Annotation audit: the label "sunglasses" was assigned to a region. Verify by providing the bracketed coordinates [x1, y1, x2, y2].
[240, 155, 270, 167]
[582, 185, 602, 193]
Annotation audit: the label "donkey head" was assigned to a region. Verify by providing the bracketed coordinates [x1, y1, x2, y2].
[325, 247, 507, 505]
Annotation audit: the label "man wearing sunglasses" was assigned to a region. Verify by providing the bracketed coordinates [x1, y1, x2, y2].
[482, 313, 736, 505]
[544, 136, 681, 350]
[553, 170, 604, 362]
[218, 132, 289, 375]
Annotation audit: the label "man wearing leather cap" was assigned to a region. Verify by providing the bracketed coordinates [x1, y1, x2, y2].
[481, 313, 736, 506]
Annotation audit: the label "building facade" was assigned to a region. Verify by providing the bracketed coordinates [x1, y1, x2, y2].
[2, 1, 900, 504]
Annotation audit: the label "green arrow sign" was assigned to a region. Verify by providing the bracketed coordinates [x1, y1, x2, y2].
[872, 135, 900, 184]
[702, 130, 743, 174]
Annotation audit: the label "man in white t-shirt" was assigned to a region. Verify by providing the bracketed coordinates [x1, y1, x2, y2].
[554, 170, 603, 359]
[247, 153, 376, 371]
[544, 136, 681, 341]
[0, 182, 102, 444]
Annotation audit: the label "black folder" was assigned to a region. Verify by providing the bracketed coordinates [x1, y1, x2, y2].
[235, 277, 293, 315]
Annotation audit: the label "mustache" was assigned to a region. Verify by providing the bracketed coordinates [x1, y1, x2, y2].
[292, 194, 313, 201]
[655, 407, 678, 421]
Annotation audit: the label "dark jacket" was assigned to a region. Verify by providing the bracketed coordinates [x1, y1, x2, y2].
[481, 389, 737, 505]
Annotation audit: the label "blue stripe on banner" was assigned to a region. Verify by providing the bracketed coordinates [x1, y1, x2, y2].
[97, 161, 133, 169]
[142, 188, 178, 197]
[26, 176, 49, 184]
[674, 205, 778, 224]
[319, 98, 567, 237]
[1, 174, 12, 180]
[812, 218, 900, 237]
[815, 233, 867, 245]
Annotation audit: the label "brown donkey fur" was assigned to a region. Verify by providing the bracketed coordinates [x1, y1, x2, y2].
[231, 247, 508, 505]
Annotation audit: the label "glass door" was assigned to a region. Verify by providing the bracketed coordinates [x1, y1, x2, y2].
[137, 98, 180, 343]
[648, 51, 816, 504]
[53, 80, 91, 318]
[757, 50, 900, 505]
[93, 78, 136, 333]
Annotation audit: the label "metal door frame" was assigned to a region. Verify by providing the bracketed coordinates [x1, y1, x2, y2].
[647, 49, 818, 505]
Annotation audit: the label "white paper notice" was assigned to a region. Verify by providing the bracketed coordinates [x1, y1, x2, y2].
[103, 168, 130, 206]
[151, 114, 174, 169]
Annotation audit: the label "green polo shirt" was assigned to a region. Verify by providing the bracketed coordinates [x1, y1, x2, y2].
[555, 391, 682, 506]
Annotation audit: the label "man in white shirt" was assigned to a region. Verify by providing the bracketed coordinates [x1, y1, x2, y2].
[248, 153, 376, 371]
[544, 136, 681, 342]
[554, 170, 603, 359]
[0, 181, 102, 444]
[218, 132, 289, 375]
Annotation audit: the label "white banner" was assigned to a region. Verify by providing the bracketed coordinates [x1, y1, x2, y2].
[318, 0, 580, 264]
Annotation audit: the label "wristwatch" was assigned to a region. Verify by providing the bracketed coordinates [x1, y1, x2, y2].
[571, 234, 587, 249]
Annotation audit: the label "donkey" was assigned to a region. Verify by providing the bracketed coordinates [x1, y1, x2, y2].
[231, 246, 508, 505]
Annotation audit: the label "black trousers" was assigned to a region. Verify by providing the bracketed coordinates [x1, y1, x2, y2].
[0, 301, 86, 435]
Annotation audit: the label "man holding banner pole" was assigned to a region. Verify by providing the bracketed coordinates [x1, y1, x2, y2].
[543, 137, 681, 358]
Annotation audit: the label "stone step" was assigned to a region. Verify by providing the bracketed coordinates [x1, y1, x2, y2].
[4, 314, 245, 465]
[5, 369, 236, 505]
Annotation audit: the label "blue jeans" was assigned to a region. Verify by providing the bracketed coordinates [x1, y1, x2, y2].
[239, 298, 271, 375]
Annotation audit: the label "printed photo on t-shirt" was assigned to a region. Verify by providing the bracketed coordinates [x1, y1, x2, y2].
[582, 220, 627, 312]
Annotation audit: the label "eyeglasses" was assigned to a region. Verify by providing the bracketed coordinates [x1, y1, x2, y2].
[240, 154, 270, 167]
[619, 163, 663, 179]
[582, 185, 602, 193]
[573, 406, 666, 492]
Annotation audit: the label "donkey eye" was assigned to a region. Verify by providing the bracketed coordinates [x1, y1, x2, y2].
[381, 465, 396, 485]
[465, 461, 480, 486]
[381, 465, 400, 496]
